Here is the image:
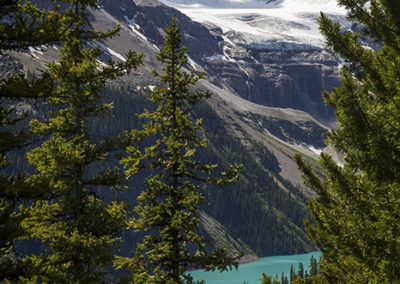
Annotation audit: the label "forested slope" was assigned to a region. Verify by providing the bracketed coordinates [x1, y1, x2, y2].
[98, 86, 316, 256]
[0, 0, 327, 258]
[3, 81, 315, 256]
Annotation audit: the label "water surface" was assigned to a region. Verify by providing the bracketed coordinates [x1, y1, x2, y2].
[190, 251, 321, 284]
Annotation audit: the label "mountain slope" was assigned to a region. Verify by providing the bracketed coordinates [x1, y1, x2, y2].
[155, 0, 347, 122]
[1, 0, 335, 257]
[100, 0, 344, 121]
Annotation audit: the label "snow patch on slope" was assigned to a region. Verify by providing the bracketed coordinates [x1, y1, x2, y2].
[158, 0, 347, 48]
[28, 46, 45, 59]
[97, 42, 126, 61]
[124, 16, 150, 43]
[88, 42, 126, 61]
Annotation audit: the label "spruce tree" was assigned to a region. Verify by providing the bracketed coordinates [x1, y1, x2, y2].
[295, 0, 400, 282]
[1, 1, 78, 280]
[117, 17, 240, 283]
[12, 0, 143, 282]
[1, 0, 67, 50]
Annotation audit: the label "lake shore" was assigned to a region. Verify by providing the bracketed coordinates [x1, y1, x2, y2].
[238, 254, 259, 264]
[190, 251, 321, 284]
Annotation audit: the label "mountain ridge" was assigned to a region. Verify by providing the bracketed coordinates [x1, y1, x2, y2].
[100, 0, 343, 121]
[1, 0, 338, 257]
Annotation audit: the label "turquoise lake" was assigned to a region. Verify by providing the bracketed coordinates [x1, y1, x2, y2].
[189, 251, 321, 284]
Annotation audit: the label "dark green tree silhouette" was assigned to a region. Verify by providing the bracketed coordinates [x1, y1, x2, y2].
[3, 0, 143, 282]
[117, 17, 240, 283]
[295, 0, 400, 282]
[260, 273, 280, 284]
[1, 0, 78, 280]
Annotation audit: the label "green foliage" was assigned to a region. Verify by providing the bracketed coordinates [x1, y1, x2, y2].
[197, 100, 314, 256]
[99, 85, 313, 258]
[0, 0, 142, 282]
[295, 0, 400, 283]
[260, 273, 280, 284]
[283, 256, 319, 284]
[1, 0, 66, 50]
[117, 17, 240, 283]
[2, 79, 314, 274]
[0, 0, 73, 281]
[102, 83, 315, 258]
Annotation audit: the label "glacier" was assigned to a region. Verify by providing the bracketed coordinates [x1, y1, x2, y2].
[157, 0, 348, 49]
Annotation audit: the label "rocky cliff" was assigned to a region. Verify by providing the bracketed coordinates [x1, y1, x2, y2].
[100, 0, 344, 122]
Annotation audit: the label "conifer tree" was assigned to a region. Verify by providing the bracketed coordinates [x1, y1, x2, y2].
[290, 264, 295, 281]
[298, 262, 304, 279]
[10, 0, 143, 282]
[0, 0, 68, 50]
[260, 273, 280, 284]
[1, 1, 78, 280]
[295, 0, 400, 282]
[309, 256, 318, 277]
[117, 17, 240, 283]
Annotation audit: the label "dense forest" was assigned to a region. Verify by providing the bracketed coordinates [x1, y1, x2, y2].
[2, 0, 400, 283]
[294, 0, 400, 282]
[262, 0, 400, 283]
[1, 0, 312, 282]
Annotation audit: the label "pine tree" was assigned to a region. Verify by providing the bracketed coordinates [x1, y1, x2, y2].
[295, 0, 400, 282]
[281, 272, 289, 284]
[117, 17, 240, 283]
[1, 1, 79, 281]
[304, 270, 309, 284]
[13, 0, 143, 282]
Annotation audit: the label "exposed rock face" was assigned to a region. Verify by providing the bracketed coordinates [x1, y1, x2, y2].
[204, 40, 340, 122]
[242, 112, 327, 148]
[101, 0, 222, 63]
[33, 0, 342, 123]
[101, 0, 341, 122]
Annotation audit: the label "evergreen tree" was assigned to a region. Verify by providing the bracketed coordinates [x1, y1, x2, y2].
[281, 272, 288, 284]
[12, 0, 143, 282]
[1, 0, 79, 280]
[260, 273, 280, 284]
[298, 262, 304, 279]
[295, 0, 400, 282]
[290, 264, 295, 281]
[309, 255, 318, 277]
[304, 270, 309, 284]
[117, 17, 240, 283]
[0, 0, 67, 50]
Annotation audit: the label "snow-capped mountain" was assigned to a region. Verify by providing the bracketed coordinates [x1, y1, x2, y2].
[3, 0, 343, 258]
[93, 0, 343, 257]
[22, 0, 340, 185]
[158, 0, 347, 48]
[89, 0, 343, 121]
[125, 0, 342, 122]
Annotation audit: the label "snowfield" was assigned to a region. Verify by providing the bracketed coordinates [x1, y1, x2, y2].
[158, 0, 347, 48]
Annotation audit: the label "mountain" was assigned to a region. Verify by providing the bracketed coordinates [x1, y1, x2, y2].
[158, 0, 346, 48]
[2, 0, 343, 258]
[97, 0, 331, 201]
[99, 0, 348, 122]
[156, 0, 349, 122]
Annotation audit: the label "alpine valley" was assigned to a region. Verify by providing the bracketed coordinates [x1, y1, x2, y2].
[2, 0, 358, 260]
